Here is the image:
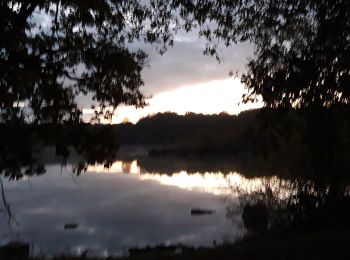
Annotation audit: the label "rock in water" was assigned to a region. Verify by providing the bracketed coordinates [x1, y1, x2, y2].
[64, 223, 78, 230]
[191, 208, 215, 216]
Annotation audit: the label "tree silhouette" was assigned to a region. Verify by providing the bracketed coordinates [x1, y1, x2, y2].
[156, 0, 350, 108]
[0, 124, 120, 180]
[2, 0, 348, 123]
[0, 1, 178, 124]
[226, 176, 350, 235]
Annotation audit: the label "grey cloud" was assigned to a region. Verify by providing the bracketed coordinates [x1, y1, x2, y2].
[28, 11, 253, 108]
[76, 39, 253, 109]
[140, 38, 253, 96]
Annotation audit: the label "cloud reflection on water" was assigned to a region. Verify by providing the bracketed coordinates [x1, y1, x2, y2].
[87, 160, 295, 198]
[1, 163, 243, 256]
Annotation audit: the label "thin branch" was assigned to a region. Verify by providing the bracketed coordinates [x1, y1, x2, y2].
[0, 177, 20, 235]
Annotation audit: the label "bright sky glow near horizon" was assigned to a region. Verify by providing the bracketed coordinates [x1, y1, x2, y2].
[33, 9, 262, 125]
[113, 78, 262, 123]
[79, 28, 261, 124]
[83, 78, 263, 124]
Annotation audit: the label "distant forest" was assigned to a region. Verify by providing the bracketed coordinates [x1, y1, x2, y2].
[2, 107, 350, 180]
[111, 107, 350, 179]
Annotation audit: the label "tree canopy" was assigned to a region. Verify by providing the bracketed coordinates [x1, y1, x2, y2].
[1, 0, 349, 125]
[167, 0, 350, 107]
[0, 1, 175, 124]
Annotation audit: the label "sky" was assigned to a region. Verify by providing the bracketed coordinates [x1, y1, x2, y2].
[82, 31, 262, 123]
[32, 8, 262, 124]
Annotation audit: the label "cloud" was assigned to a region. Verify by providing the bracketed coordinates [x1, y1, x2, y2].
[140, 36, 253, 96]
[28, 11, 255, 114]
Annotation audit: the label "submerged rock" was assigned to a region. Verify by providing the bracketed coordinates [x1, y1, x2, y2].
[191, 208, 215, 216]
[64, 223, 79, 230]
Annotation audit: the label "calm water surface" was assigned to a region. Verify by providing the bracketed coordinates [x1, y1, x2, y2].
[0, 160, 247, 256]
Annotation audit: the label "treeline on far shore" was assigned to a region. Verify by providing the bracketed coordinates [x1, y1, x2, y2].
[2, 107, 350, 180]
[112, 107, 350, 179]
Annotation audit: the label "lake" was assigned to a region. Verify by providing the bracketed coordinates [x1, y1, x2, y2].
[1, 144, 350, 258]
[0, 158, 249, 257]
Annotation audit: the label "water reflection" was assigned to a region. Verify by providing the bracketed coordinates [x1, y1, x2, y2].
[1, 155, 350, 257]
[84, 159, 350, 256]
[225, 175, 350, 238]
[87, 160, 296, 197]
[0, 162, 243, 256]
[88, 160, 236, 194]
[87, 161, 141, 175]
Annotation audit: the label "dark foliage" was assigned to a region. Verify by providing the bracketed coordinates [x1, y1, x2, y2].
[0, 124, 119, 180]
[2, 0, 349, 125]
[0, 1, 178, 124]
[116, 107, 350, 179]
[150, 0, 350, 108]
